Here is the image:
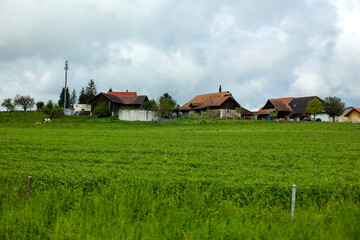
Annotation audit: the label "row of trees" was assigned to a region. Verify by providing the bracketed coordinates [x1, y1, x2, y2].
[59, 79, 98, 107]
[306, 96, 346, 122]
[1, 95, 35, 116]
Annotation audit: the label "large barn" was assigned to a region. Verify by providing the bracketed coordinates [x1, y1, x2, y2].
[89, 91, 148, 116]
[257, 96, 324, 120]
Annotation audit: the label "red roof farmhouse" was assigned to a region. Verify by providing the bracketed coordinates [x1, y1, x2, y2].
[180, 91, 251, 118]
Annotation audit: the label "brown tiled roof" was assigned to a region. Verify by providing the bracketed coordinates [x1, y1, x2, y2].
[258, 97, 293, 112]
[270, 99, 292, 111]
[344, 108, 360, 117]
[90, 93, 147, 105]
[118, 95, 148, 105]
[108, 91, 137, 96]
[180, 91, 239, 111]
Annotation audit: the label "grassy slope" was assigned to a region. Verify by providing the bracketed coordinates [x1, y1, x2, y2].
[0, 112, 360, 239]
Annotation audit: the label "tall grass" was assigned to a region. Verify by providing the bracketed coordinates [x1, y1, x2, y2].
[1, 112, 359, 239]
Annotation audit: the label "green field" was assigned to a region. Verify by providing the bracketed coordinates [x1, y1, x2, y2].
[1, 112, 360, 239]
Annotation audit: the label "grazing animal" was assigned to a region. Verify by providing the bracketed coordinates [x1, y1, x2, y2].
[43, 118, 52, 123]
[35, 122, 41, 125]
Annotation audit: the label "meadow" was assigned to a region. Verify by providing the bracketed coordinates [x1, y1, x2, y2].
[1, 111, 359, 239]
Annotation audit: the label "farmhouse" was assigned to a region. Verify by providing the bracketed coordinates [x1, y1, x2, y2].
[89, 91, 148, 116]
[258, 97, 293, 119]
[180, 91, 248, 118]
[344, 108, 360, 123]
[257, 96, 324, 120]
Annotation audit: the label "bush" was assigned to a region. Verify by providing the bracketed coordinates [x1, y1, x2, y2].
[186, 113, 201, 119]
[93, 102, 109, 117]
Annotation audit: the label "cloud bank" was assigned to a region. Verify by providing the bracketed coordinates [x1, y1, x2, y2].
[1, 0, 359, 110]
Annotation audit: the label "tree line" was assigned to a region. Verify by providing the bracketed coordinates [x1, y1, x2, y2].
[0, 78, 349, 121]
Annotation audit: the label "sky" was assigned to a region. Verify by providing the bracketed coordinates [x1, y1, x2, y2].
[1, 0, 359, 111]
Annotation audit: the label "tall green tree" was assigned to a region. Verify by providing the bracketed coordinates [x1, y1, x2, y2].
[156, 93, 177, 118]
[84, 79, 97, 102]
[14, 94, 34, 112]
[1, 98, 15, 116]
[323, 96, 345, 122]
[306, 98, 323, 119]
[58, 87, 70, 108]
[78, 87, 86, 104]
[69, 89, 77, 107]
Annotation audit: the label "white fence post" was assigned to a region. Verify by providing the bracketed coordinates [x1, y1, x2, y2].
[291, 184, 296, 221]
[27, 176, 32, 200]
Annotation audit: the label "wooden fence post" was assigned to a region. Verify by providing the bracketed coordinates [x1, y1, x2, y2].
[291, 184, 296, 221]
[27, 176, 32, 200]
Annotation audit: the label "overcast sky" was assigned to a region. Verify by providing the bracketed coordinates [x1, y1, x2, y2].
[1, 0, 359, 111]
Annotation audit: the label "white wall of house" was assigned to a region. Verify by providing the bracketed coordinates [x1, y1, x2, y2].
[119, 110, 158, 121]
[316, 114, 329, 122]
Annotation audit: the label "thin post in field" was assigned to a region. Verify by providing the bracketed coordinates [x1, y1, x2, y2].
[27, 176, 32, 200]
[291, 184, 296, 221]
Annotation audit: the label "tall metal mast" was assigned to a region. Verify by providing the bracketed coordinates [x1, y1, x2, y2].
[64, 60, 69, 113]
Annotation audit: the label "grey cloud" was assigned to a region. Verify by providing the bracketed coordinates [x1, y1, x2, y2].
[0, 0, 359, 111]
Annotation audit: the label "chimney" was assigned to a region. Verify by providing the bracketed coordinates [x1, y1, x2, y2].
[126, 90, 128, 92]
[219, 85, 222, 92]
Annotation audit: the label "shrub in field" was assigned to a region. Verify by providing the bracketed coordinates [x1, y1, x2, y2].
[186, 113, 201, 119]
[201, 108, 215, 119]
[93, 102, 110, 117]
[41, 101, 62, 119]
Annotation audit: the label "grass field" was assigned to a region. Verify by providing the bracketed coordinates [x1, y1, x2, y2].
[1, 111, 360, 239]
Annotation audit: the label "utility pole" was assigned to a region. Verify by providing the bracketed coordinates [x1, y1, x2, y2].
[64, 60, 69, 114]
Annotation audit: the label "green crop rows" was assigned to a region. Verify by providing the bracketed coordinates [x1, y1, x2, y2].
[1, 112, 360, 239]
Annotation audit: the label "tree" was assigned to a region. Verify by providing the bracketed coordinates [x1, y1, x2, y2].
[58, 87, 70, 109]
[234, 107, 244, 119]
[306, 98, 323, 119]
[78, 87, 86, 104]
[93, 102, 110, 117]
[36, 101, 44, 111]
[78, 80, 97, 104]
[156, 93, 177, 118]
[269, 109, 278, 119]
[108, 88, 113, 92]
[1, 98, 15, 116]
[323, 96, 345, 122]
[140, 99, 157, 111]
[84, 79, 97, 102]
[42, 100, 62, 119]
[14, 94, 35, 111]
[69, 89, 77, 107]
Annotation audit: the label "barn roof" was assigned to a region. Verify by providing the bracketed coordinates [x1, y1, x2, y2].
[90, 92, 147, 105]
[108, 91, 137, 96]
[288, 96, 324, 116]
[344, 107, 360, 117]
[258, 96, 324, 115]
[180, 91, 240, 111]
